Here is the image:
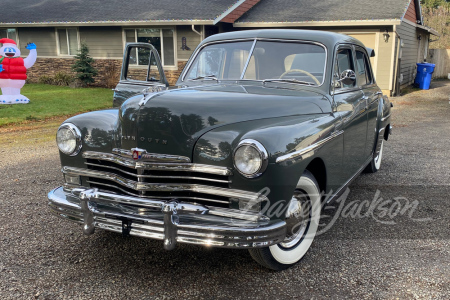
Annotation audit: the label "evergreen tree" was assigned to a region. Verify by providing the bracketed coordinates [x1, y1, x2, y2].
[72, 42, 98, 86]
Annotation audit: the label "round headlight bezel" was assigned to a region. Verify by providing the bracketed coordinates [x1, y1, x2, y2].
[56, 123, 82, 156]
[233, 139, 269, 178]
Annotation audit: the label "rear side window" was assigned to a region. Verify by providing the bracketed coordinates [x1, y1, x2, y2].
[355, 49, 374, 86]
[364, 53, 373, 83]
[334, 48, 356, 89]
[355, 50, 368, 86]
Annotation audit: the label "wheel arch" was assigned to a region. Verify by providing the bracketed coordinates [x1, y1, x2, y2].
[304, 157, 327, 195]
[384, 123, 391, 141]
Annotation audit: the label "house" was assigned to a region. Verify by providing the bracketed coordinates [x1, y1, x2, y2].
[0, 0, 438, 95]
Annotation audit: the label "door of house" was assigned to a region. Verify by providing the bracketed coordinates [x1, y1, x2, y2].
[113, 43, 168, 107]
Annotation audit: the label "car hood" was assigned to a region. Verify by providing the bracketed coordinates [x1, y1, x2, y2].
[118, 84, 332, 158]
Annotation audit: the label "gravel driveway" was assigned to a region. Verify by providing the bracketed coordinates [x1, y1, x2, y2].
[0, 81, 449, 299]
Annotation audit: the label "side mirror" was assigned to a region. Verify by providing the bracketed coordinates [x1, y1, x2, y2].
[339, 70, 356, 86]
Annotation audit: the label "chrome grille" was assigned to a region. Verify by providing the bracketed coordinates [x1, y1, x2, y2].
[61, 150, 270, 209]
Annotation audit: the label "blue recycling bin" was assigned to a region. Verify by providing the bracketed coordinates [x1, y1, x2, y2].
[414, 63, 435, 90]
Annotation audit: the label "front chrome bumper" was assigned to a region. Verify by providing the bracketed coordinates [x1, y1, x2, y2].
[48, 187, 286, 249]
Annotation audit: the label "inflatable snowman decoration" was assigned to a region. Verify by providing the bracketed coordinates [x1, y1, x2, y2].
[0, 38, 37, 104]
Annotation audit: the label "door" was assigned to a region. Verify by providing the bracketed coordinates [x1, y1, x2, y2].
[113, 43, 168, 107]
[333, 45, 368, 182]
[354, 46, 382, 158]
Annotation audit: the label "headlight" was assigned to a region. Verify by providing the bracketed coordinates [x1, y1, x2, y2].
[56, 123, 82, 156]
[233, 139, 268, 178]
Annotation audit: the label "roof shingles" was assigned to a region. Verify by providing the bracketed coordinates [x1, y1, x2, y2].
[0, 0, 240, 24]
[236, 0, 413, 23]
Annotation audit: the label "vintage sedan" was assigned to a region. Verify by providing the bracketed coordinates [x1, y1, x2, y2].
[48, 29, 392, 270]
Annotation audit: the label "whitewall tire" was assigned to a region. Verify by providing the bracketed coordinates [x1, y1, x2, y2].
[365, 140, 384, 173]
[249, 170, 321, 270]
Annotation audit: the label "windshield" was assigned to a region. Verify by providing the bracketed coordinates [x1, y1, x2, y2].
[183, 40, 326, 86]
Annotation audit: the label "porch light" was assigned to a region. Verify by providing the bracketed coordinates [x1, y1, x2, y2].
[383, 30, 390, 43]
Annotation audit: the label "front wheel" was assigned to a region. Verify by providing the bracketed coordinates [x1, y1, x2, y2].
[364, 140, 384, 173]
[249, 170, 321, 270]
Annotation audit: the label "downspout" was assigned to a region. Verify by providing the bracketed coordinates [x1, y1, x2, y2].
[392, 25, 402, 96]
[192, 25, 204, 40]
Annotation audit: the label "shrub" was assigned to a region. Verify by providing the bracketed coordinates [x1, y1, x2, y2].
[72, 42, 98, 86]
[104, 61, 120, 88]
[38, 75, 54, 85]
[53, 72, 74, 86]
[38, 72, 74, 86]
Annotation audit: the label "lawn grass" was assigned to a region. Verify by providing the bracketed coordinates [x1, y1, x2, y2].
[0, 83, 114, 127]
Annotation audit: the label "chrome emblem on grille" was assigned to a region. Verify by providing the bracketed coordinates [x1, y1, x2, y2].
[131, 148, 147, 161]
[122, 135, 167, 145]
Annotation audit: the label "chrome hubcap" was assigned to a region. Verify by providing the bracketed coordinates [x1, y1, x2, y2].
[280, 190, 310, 248]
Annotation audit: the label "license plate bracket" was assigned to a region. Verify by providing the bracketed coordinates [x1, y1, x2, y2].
[121, 219, 132, 237]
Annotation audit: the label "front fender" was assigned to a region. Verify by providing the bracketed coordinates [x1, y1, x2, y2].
[59, 109, 120, 169]
[193, 113, 341, 217]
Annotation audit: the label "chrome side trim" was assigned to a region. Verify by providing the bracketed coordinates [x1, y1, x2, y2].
[82, 151, 232, 176]
[112, 148, 191, 163]
[63, 166, 267, 203]
[276, 130, 344, 164]
[381, 113, 391, 122]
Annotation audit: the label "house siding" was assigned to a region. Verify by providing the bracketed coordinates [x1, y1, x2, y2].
[221, 0, 261, 23]
[79, 27, 124, 58]
[404, 0, 418, 24]
[397, 20, 429, 87]
[18, 27, 57, 57]
[176, 25, 202, 61]
[374, 29, 395, 92]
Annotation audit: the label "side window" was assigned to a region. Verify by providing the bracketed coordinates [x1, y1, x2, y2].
[355, 50, 368, 86]
[125, 46, 161, 82]
[334, 48, 356, 89]
[364, 53, 373, 84]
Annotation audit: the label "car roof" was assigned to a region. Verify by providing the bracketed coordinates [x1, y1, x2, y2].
[201, 29, 366, 50]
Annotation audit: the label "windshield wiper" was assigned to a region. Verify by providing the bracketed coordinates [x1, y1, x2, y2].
[188, 74, 218, 81]
[263, 78, 315, 86]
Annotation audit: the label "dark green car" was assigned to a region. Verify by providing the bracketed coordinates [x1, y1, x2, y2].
[49, 29, 392, 270]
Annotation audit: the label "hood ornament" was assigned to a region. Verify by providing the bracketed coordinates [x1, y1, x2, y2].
[138, 86, 168, 107]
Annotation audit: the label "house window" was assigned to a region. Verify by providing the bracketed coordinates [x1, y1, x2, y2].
[57, 28, 79, 56]
[124, 28, 175, 66]
[0, 28, 17, 41]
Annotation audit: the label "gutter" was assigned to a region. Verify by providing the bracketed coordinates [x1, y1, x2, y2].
[0, 20, 214, 27]
[392, 26, 402, 97]
[233, 19, 402, 28]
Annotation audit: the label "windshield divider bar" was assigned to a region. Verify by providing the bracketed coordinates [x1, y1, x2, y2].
[240, 39, 257, 80]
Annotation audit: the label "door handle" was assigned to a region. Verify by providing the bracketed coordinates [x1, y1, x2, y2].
[362, 96, 369, 110]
